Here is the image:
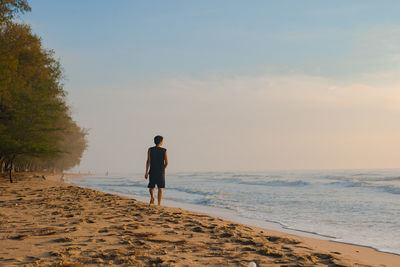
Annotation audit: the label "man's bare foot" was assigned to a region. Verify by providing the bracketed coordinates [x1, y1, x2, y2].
[150, 197, 155, 204]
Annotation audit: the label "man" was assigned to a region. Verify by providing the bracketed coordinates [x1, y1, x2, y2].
[145, 135, 168, 205]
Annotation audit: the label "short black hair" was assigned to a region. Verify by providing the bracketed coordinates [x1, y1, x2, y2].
[154, 135, 163, 145]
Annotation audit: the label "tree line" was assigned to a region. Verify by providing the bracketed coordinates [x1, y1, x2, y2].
[0, 0, 88, 182]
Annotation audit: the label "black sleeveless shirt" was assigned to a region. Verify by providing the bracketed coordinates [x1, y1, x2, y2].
[149, 146, 166, 178]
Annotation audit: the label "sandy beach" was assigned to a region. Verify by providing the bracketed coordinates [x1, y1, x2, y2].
[0, 173, 399, 266]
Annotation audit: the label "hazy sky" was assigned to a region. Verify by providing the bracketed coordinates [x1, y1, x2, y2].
[24, 1, 400, 173]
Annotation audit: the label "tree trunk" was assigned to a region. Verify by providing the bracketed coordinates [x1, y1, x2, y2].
[0, 158, 4, 173]
[4, 160, 9, 172]
[9, 156, 15, 183]
[9, 162, 13, 183]
[0, 157, 3, 173]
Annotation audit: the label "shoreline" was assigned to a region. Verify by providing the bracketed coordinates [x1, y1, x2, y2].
[69, 174, 400, 257]
[71, 177, 400, 262]
[115, 192, 400, 257]
[1, 173, 399, 266]
[75, 186, 333, 240]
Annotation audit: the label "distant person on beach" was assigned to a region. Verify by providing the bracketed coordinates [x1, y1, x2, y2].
[145, 135, 168, 205]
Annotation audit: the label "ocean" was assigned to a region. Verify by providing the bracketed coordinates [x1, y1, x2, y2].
[69, 169, 400, 255]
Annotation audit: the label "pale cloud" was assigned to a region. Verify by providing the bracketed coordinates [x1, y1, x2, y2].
[164, 73, 400, 111]
[72, 72, 400, 173]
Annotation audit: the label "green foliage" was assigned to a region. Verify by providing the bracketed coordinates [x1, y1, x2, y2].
[0, 0, 88, 177]
[0, 0, 31, 24]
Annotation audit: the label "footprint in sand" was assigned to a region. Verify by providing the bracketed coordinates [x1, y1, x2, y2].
[54, 236, 74, 243]
[98, 228, 109, 233]
[10, 233, 30, 240]
[85, 218, 95, 223]
[191, 226, 205, 233]
[163, 230, 178, 235]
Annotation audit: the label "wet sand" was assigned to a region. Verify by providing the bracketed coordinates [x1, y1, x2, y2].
[0, 173, 399, 266]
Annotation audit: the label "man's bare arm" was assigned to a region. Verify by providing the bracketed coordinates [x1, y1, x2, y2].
[145, 148, 150, 179]
[164, 150, 168, 169]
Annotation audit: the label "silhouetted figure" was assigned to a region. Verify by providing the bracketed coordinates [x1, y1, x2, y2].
[145, 135, 168, 205]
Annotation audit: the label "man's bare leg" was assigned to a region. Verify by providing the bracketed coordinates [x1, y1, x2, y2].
[149, 188, 155, 204]
[157, 188, 163, 206]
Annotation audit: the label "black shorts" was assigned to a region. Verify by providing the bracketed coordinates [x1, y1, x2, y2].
[148, 176, 165, 188]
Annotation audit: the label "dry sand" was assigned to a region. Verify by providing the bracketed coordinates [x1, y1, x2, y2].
[0, 173, 399, 266]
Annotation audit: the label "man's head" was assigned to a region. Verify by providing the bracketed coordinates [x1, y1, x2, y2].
[154, 135, 163, 146]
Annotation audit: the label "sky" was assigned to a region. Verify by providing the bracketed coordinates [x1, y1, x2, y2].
[23, 1, 400, 173]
